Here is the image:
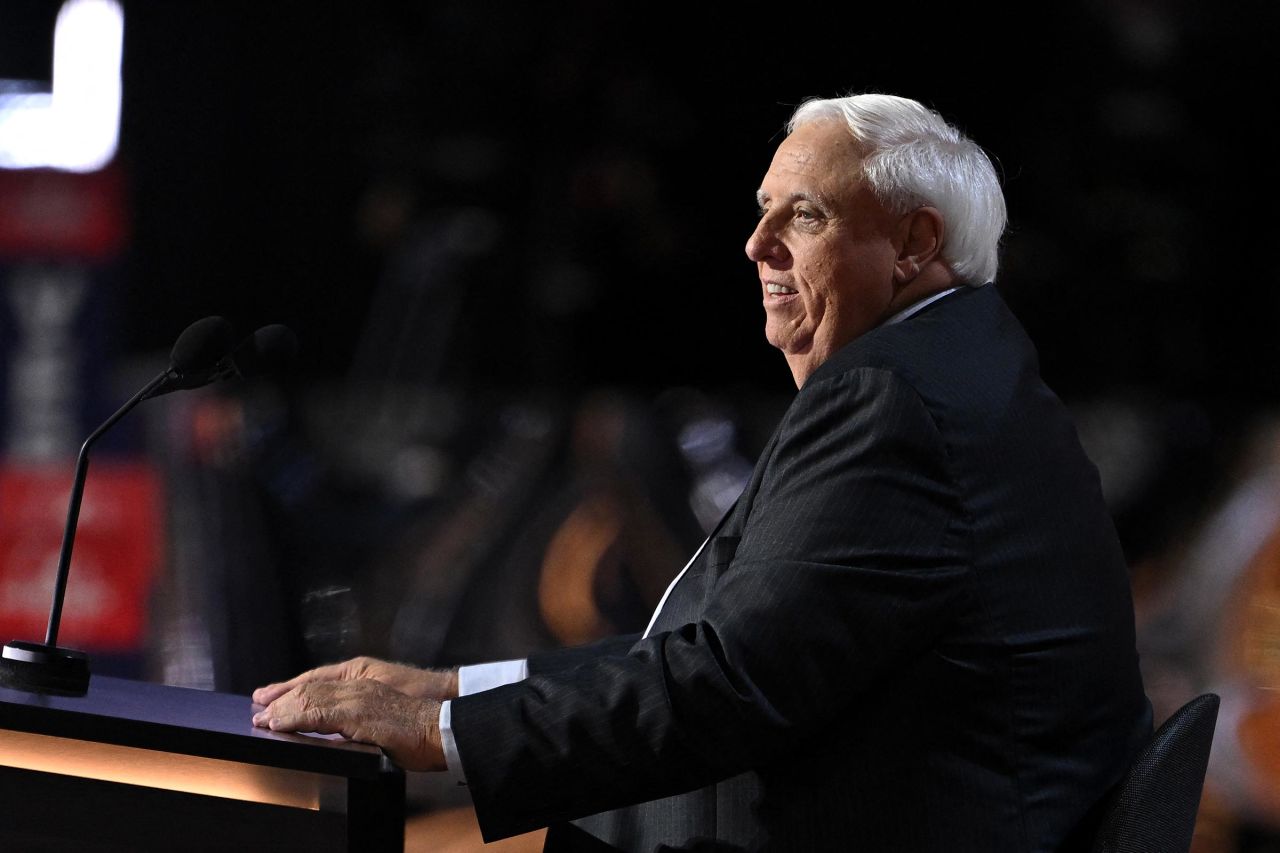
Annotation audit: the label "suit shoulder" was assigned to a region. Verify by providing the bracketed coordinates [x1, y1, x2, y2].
[806, 285, 1040, 413]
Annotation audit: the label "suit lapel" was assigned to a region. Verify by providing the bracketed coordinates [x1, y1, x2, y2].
[721, 410, 787, 537]
[644, 411, 790, 635]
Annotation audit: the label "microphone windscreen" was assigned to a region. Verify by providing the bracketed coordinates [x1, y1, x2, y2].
[233, 324, 298, 378]
[170, 316, 235, 374]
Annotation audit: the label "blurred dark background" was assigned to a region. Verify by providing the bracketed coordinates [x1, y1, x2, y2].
[3, 1, 1280, 850]
[114, 1, 1276, 395]
[113, 0, 1277, 568]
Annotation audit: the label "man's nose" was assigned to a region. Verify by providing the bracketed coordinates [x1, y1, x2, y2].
[745, 218, 786, 264]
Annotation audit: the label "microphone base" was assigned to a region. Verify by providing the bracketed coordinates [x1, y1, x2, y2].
[0, 640, 90, 696]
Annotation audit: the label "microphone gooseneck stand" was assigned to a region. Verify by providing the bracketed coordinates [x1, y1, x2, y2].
[0, 315, 286, 697]
[0, 372, 171, 695]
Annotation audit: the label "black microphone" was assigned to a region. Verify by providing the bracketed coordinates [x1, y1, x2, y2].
[143, 323, 298, 398]
[0, 317, 293, 696]
[141, 315, 236, 398]
[219, 324, 299, 382]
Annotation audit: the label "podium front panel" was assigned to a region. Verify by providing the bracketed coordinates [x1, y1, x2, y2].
[0, 675, 404, 851]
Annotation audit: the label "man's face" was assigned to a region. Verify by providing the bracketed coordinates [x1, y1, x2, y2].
[746, 121, 902, 386]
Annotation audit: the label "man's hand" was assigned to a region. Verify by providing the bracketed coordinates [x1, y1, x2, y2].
[252, 679, 447, 771]
[251, 656, 458, 707]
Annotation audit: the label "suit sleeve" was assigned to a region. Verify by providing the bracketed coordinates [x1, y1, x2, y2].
[526, 633, 643, 675]
[451, 367, 973, 840]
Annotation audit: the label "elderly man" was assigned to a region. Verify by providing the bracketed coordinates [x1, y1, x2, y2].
[254, 93, 1152, 851]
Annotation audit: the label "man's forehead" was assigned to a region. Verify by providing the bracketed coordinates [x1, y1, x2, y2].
[768, 133, 825, 179]
[758, 123, 860, 195]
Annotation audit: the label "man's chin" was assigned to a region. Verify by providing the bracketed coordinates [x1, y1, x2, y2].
[763, 323, 812, 356]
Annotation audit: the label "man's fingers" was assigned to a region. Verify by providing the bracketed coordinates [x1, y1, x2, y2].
[265, 709, 337, 735]
[253, 674, 318, 706]
[251, 657, 445, 708]
[252, 683, 369, 743]
[257, 707, 337, 735]
[251, 660, 359, 705]
[253, 684, 337, 734]
[249, 680, 446, 771]
[251, 681, 292, 706]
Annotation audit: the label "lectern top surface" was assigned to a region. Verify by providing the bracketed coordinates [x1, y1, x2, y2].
[0, 674, 393, 778]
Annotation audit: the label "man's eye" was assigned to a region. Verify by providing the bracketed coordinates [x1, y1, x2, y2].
[795, 209, 818, 221]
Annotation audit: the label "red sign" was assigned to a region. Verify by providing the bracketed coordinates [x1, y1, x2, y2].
[0, 165, 129, 260]
[0, 459, 161, 651]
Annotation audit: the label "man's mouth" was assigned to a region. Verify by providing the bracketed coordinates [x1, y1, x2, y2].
[766, 283, 797, 296]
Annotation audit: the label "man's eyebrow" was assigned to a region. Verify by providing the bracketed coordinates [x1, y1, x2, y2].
[755, 189, 826, 208]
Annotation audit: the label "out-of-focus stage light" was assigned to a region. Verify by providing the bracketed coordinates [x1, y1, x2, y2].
[0, 0, 124, 173]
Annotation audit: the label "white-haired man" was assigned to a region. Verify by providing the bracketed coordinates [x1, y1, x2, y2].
[255, 93, 1151, 852]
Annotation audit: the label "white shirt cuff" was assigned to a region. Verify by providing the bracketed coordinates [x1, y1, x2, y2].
[439, 699, 465, 784]
[440, 659, 530, 784]
[457, 658, 529, 695]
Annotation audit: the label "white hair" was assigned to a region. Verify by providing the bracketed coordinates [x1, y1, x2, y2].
[788, 94, 1007, 285]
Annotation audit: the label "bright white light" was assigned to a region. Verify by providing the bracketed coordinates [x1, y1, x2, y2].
[0, 0, 124, 173]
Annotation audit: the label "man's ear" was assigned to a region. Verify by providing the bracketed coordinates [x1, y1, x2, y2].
[893, 207, 946, 284]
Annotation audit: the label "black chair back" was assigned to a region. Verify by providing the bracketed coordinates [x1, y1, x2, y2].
[1090, 692, 1220, 853]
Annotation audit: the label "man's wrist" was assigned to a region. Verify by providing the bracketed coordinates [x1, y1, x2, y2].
[419, 698, 447, 772]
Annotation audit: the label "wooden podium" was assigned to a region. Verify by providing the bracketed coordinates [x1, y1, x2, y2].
[0, 674, 404, 852]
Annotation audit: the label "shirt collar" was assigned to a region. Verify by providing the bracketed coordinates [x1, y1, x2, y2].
[882, 286, 963, 327]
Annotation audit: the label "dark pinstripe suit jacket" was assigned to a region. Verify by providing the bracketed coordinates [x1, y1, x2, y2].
[451, 284, 1152, 851]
